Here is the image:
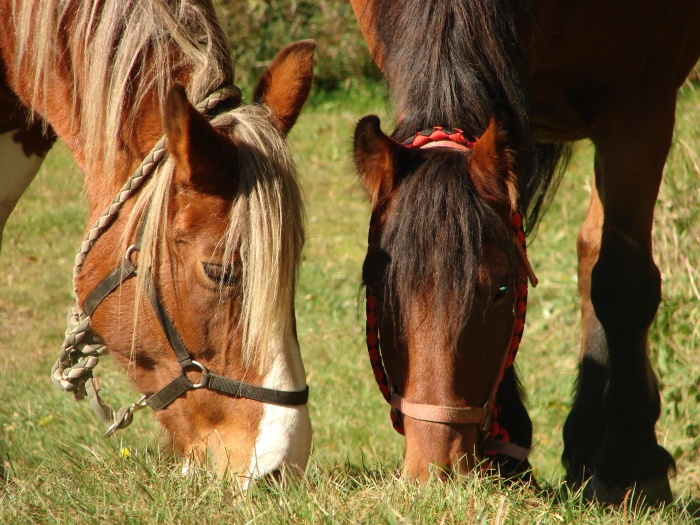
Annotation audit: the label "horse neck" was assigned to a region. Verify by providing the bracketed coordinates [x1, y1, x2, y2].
[83, 92, 168, 218]
[2, 20, 164, 218]
[46, 71, 174, 217]
[375, 1, 529, 139]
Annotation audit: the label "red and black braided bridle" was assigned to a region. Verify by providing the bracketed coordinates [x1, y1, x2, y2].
[365, 126, 537, 463]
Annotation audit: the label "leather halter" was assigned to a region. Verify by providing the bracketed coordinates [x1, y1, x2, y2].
[365, 126, 537, 462]
[84, 213, 309, 435]
[72, 88, 309, 435]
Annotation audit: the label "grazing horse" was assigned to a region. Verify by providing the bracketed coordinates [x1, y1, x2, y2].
[351, 0, 700, 504]
[0, 0, 314, 486]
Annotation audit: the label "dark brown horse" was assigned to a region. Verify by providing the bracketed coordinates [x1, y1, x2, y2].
[351, 0, 700, 504]
[1, 0, 314, 487]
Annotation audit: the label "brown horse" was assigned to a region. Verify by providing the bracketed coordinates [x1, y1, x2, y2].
[351, 0, 700, 504]
[0, 0, 314, 487]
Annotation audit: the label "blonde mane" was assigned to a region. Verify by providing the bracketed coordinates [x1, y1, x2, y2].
[130, 107, 305, 370]
[12, 0, 304, 371]
[13, 0, 232, 179]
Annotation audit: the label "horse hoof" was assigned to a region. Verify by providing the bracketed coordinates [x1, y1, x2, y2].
[585, 472, 673, 506]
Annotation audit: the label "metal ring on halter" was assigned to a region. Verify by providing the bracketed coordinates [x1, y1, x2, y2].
[125, 244, 139, 261]
[104, 394, 148, 436]
[185, 360, 210, 389]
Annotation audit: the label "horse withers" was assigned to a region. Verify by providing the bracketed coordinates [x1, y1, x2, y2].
[0, 0, 313, 487]
[351, 0, 700, 504]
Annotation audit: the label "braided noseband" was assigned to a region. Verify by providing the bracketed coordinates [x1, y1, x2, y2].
[365, 126, 537, 463]
[52, 86, 309, 435]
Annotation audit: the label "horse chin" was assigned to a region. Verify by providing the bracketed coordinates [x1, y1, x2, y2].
[244, 403, 312, 488]
[178, 406, 311, 491]
[402, 418, 481, 483]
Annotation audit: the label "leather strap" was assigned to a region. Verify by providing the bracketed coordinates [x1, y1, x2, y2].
[146, 369, 310, 411]
[418, 140, 471, 151]
[81, 206, 148, 317]
[207, 373, 309, 406]
[145, 374, 194, 411]
[483, 438, 531, 462]
[391, 394, 489, 425]
[82, 259, 138, 316]
[144, 274, 193, 367]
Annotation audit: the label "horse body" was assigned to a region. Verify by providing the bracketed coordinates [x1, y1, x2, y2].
[352, 0, 700, 503]
[523, 2, 700, 142]
[0, 60, 55, 251]
[1, 0, 314, 486]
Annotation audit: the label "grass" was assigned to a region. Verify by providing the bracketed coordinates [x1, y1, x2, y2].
[0, 77, 699, 523]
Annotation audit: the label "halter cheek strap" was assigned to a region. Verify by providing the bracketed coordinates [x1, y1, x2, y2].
[365, 126, 537, 463]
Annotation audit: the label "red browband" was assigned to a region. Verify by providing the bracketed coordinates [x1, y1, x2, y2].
[403, 126, 477, 149]
[365, 126, 537, 464]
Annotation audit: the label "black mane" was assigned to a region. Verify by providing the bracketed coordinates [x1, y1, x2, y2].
[378, 151, 516, 339]
[374, 0, 570, 232]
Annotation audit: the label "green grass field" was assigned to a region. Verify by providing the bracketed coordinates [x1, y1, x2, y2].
[0, 79, 698, 523]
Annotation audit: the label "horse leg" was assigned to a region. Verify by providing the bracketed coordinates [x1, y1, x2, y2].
[562, 182, 608, 487]
[0, 125, 54, 253]
[570, 93, 677, 505]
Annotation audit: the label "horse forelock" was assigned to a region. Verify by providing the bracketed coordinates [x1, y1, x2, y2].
[377, 153, 514, 342]
[126, 104, 304, 373]
[215, 106, 305, 372]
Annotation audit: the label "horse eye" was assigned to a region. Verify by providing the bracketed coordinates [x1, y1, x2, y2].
[203, 263, 235, 286]
[492, 285, 508, 303]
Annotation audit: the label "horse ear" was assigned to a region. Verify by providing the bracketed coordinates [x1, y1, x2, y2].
[354, 115, 415, 207]
[253, 40, 315, 135]
[468, 111, 520, 211]
[164, 83, 238, 194]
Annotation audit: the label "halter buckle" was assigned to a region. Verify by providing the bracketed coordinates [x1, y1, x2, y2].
[104, 394, 148, 437]
[480, 400, 493, 434]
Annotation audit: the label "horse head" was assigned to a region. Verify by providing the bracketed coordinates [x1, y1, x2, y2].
[75, 41, 315, 487]
[354, 111, 535, 481]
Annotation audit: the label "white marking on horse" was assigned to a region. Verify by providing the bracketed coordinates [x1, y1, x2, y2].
[244, 326, 312, 487]
[0, 131, 46, 253]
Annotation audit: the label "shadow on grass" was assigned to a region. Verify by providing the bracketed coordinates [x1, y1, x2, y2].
[681, 499, 700, 523]
[0, 439, 16, 489]
[538, 474, 700, 523]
